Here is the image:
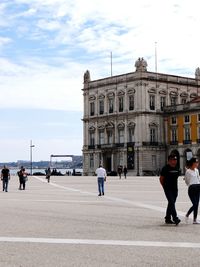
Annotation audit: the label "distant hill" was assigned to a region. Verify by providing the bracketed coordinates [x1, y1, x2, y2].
[0, 155, 83, 169]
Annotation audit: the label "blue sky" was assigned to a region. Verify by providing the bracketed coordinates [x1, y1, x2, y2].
[0, 0, 200, 161]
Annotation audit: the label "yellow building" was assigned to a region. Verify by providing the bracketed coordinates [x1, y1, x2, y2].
[164, 97, 200, 171]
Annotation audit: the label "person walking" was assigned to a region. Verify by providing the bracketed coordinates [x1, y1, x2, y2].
[117, 165, 123, 179]
[45, 167, 51, 183]
[1, 165, 10, 192]
[123, 166, 128, 179]
[184, 157, 200, 224]
[17, 166, 27, 190]
[95, 164, 107, 196]
[159, 154, 181, 225]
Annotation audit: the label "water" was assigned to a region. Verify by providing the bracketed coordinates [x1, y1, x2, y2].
[9, 168, 83, 176]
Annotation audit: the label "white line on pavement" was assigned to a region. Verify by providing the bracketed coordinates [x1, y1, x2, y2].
[0, 236, 200, 248]
[33, 176, 187, 218]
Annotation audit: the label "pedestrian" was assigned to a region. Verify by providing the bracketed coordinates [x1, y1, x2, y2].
[184, 157, 200, 224]
[95, 164, 107, 196]
[17, 166, 27, 190]
[118, 165, 122, 179]
[1, 165, 10, 192]
[45, 167, 51, 183]
[124, 165, 128, 179]
[159, 154, 181, 225]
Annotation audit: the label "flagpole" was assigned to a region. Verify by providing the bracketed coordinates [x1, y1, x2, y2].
[110, 52, 112, 77]
[155, 41, 157, 73]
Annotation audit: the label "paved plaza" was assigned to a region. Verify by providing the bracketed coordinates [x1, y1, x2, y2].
[0, 174, 200, 267]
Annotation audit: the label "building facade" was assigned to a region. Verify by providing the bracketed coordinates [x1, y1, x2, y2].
[164, 97, 200, 170]
[82, 58, 200, 176]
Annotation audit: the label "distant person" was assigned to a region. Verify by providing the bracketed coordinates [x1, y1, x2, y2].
[184, 157, 200, 224]
[95, 164, 107, 196]
[159, 154, 181, 225]
[1, 165, 10, 192]
[123, 166, 128, 179]
[45, 167, 51, 183]
[17, 166, 27, 190]
[117, 165, 123, 179]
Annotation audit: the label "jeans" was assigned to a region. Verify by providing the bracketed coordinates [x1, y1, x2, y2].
[164, 188, 178, 221]
[98, 177, 104, 194]
[186, 184, 200, 220]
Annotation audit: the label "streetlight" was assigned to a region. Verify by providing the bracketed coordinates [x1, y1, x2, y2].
[135, 142, 140, 176]
[30, 140, 35, 176]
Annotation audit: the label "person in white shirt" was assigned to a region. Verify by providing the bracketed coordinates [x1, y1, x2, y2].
[95, 164, 107, 196]
[184, 157, 200, 224]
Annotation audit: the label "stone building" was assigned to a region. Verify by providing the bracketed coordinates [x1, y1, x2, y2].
[82, 58, 200, 176]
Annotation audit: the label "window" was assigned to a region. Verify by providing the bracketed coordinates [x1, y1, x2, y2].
[99, 130, 104, 144]
[90, 102, 95, 116]
[99, 100, 104, 115]
[184, 115, 190, 123]
[89, 154, 94, 168]
[89, 132, 95, 146]
[171, 116, 177, 124]
[171, 128, 177, 142]
[149, 95, 155, 110]
[181, 98, 187, 104]
[107, 131, 113, 144]
[184, 127, 190, 141]
[170, 97, 177, 106]
[129, 95, 134, 110]
[128, 128, 135, 142]
[118, 129, 124, 143]
[108, 98, 114, 113]
[160, 96, 166, 111]
[150, 128, 156, 142]
[118, 97, 124, 112]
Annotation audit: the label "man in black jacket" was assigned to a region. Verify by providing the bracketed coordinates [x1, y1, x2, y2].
[160, 154, 181, 225]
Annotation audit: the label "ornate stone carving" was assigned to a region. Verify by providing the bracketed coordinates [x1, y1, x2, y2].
[195, 67, 200, 79]
[135, 57, 148, 72]
[84, 70, 91, 83]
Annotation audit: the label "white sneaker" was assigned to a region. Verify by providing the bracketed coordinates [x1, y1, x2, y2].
[193, 220, 200, 224]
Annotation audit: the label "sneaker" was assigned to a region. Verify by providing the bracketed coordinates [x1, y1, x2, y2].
[174, 218, 181, 225]
[102, 192, 104, 195]
[165, 219, 175, 224]
[98, 193, 101, 196]
[193, 220, 200, 224]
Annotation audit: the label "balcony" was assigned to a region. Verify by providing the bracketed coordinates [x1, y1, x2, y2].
[183, 140, 192, 144]
[142, 142, 165, 147]
[115, 143, 124, 147]
[170, 141, 178, 145]
[88, 145, 95, 149]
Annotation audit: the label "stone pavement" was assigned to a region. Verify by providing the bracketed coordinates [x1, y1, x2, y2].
[0, 175, 200, 267]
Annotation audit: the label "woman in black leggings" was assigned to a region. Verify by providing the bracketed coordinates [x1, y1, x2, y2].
[185, 157, 200, 224]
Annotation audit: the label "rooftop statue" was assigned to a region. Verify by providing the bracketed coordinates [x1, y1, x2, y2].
[84, 70, 91, 83]
[135, 57, 148, 72]
[195, 67, 200, 79]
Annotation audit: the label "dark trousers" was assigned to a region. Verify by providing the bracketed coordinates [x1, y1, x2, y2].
[2, 178, 9, 191]
[19, 177, 25, 190]
[164, 188, 178, 221]
[186, 184, 200, 220]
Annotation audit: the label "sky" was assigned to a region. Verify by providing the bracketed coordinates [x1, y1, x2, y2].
[0, 0, 200, 162]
